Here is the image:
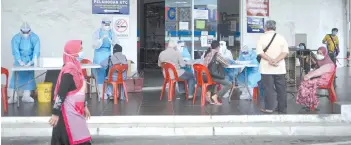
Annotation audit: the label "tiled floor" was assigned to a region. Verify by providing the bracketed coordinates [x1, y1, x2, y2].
[2, 67, 351, 117]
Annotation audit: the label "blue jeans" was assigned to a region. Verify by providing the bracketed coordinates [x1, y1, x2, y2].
[105, 71, 127, 100]
[178, 72, 195, 96]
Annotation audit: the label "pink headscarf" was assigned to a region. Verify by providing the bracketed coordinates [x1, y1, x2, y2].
[54, 40, 84, 99]
[317, 46, 334, 66]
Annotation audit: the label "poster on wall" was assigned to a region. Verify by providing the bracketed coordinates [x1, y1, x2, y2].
[92, 0, 129, 14]
[246, 0, 269, 16]
[247, 17, 264, 33]
[165, 7, 177, 21]
[113, 17, 130, 38]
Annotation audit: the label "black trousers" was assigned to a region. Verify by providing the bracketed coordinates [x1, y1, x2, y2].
[261, 74, 287, 112]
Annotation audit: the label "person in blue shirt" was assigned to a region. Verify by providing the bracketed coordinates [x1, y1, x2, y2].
[93, 18, 118, 100]
[218, 41, 236, 83]
[8, 22, 40, 103]
[237, 46, 261, 100]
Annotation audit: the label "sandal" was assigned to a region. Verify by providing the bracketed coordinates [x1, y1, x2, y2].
[206, 96, 214, 104]
[211, 95, 222, 106]
[260, 109, 274, 114]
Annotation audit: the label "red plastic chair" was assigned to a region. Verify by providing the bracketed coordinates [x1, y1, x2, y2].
[160, 62, 189, 101]
[1, 67, 9, 113]
[311, 69, 337, 110]
[103, 64, 129, 104]
[192, 64, 217, 106]
[80, 59, 98, 98]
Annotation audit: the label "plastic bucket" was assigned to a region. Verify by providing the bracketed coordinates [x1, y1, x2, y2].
[37, 82, 52, 103]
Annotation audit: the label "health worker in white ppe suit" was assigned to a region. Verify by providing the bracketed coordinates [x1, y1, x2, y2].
[93, 18, 118, 100]
[8, 22, 40, 103]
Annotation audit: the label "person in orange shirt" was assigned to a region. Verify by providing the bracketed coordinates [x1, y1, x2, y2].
[322, 28, 339, 64]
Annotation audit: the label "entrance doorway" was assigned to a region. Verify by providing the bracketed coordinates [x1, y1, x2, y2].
[138, 0, 241, 88]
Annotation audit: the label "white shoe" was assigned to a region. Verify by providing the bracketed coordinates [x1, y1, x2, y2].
[22, 91, 34, 103]
[7, 89, 18, 104]
[8, 96, 18, 104]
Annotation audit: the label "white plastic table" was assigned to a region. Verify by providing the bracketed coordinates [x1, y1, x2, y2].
[11, 64, 101, 107]
[225, 64, 258, 103]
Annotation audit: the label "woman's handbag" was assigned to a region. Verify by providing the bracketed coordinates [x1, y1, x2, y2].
[208, 53, 225, 79]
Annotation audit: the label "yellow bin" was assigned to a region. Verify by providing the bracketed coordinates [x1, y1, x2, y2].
[37, 82, 53, 103]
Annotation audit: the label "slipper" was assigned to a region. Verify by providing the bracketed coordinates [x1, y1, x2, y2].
[206, 95, 214, 104]
[214, 102, 222, 106]
[260, 109, 274, 114]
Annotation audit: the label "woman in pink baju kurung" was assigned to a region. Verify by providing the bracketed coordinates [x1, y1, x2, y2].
[296, 47, 336, 110]
[49, 40, 92, 145]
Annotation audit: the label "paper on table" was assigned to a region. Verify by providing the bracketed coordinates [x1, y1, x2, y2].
[201, 36, 208, 47]
[179, 21, 189, 30]
[196, 20, 205, 29]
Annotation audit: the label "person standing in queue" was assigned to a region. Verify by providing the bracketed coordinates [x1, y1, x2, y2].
[93, 18, 118, 100]
[8, 22, 40, 103]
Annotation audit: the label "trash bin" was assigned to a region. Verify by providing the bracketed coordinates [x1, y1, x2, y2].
[37, 82, 52, 103]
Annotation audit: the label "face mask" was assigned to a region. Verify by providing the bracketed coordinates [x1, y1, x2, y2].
[103, 26, 110, 31]
[332, 31, 337, 35]
[77, 51, 85, 61]
[316, 54, 325, 60]
[299, 46, 305, 49]
[22, 34, 29, 38]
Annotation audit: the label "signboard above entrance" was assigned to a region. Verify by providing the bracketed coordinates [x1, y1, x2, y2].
[92, 0, 129, 15]
[246, 0, 269, 16]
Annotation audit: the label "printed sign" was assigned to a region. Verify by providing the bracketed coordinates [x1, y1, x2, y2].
[92, 0, 129, 15]
[247, 17, 264, 33]
[113, 17, 130, 38]
[246, 0, 269, 16]
[166, 7, 177, 21]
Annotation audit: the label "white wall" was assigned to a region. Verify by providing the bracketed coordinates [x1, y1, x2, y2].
[241, 0, 347, 67]
[1, 0, 138, 75]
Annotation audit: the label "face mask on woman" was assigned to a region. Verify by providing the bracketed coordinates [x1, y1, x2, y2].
[316, 54, 325, 60]
[77, 51, 85, 61]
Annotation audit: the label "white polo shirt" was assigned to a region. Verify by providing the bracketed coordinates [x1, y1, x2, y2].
[256, 31, 289, 75]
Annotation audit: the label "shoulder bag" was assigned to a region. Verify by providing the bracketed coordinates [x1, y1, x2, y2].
[208, 53, 225, 79]
[257, 33, 277, 63]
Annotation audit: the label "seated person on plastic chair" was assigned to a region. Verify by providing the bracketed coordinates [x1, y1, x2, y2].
[100, 44, 127, 100]
[296, 46, 335, 111]
[236, 46, 261, 100]
[158, 39, 195, 99]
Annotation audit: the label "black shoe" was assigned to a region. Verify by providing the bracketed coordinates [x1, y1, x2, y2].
[275, 108, 287, 114]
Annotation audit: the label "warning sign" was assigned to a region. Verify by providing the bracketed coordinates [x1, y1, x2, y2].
[113, 17, 130, 38]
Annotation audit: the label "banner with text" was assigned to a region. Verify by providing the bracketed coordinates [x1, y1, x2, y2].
[92, 0, 129, 15]
[246, 0, 269, 16]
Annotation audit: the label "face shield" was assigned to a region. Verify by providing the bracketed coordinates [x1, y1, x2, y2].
[101, 20, 111, 31]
